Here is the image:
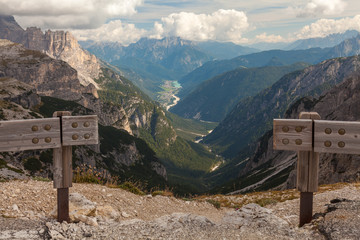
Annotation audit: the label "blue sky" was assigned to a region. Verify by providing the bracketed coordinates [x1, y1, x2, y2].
[1, 0, 360, 45]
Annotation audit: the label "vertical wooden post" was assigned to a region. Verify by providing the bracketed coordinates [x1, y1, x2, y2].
[297, 112, 320, 227]
[53, 111, 72, 223]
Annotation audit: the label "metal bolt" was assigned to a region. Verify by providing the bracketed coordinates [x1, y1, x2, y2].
[338, 128, 346, 135]
[325, 128, 332, 134]
[324, 141, 332, 147]
[32, 138, 39, 144]
[282, 126, 289, 132]
[295, 126, 302, 132]
[282, 139, 289, 145]
[72, 134, 79, 140]
[44, 124, 51, 131]
[72, 122, 78, 128]
[83, 122, 90, 128]
[84, 133, 90, 139]
[31, 125, 38, 132]
[45, 137, 52, 143]
[295, 139, 302, 145]
[338, 141, 345, 148]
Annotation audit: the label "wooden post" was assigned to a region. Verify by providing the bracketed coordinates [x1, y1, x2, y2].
[297, 112, 320, 226]
[0, 112, 98, 223]
[53, 111, 72, 223]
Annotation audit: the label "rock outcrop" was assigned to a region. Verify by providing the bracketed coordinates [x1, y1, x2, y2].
[0, 39, 96, 101]
[204, 56, 360, 159]
[227, 71, 360, 194]
[0, 15, 100, 89]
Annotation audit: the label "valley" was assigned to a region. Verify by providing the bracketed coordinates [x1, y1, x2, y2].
[1, 14, 360, 200]
[156, 80, 181, 110]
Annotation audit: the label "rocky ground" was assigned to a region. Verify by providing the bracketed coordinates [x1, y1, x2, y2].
[0, 180, 359, 239]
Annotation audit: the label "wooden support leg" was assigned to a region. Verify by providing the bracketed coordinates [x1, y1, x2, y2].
[297, 112, 320, 227]
[57, 188, 70, 222]
[53, 111, 72, 223]
[299, 192, 313, 227]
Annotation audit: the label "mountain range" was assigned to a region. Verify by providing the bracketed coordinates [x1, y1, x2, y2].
[204, 55, 360, 159]
[82, 37, 213, 99]
[1, 14, 360, 196]
[170, 62, 309, 122]
[204, 55, 360, 193]
[0, 15, 219, 195]
[173, 33, 360, 123]
[210, 68, 360, 194]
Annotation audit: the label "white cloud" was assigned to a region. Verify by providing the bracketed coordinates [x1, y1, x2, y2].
[295, 15, 360, 39]
[0, 0, 143, 29]
[255, 33, 285, 43]
[296, 0, 346, 18]
[151, 9, 250, 44]
[71, 20, 147, 46]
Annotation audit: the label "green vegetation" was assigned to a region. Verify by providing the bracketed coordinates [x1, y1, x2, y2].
[173, 63, 309, 122]
[117, 182, 145, 196]
[0, 158, 24, 174]
[39, 150, 53, 164]
[95, 68, 219, 194]
[24, 157, 42, 173]
[165, 111, 217, 141]
[33, 176, 51, 182]
[179, 47, 329, 97]
[206, 199, 221, 209]
[39, 96, 94, 117]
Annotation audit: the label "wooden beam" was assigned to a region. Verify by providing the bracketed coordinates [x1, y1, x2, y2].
[62, 115, 98, 146]
[273, 119, 313, 151]
[314, 120, 360, 154]
[0, 118, 61, 152]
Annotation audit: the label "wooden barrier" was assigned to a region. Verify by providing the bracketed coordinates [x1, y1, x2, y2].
[0, 111, 98, 222]
[273, 112, 360, 226]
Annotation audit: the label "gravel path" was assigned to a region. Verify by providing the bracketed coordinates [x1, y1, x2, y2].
[0, 180, 359, 239]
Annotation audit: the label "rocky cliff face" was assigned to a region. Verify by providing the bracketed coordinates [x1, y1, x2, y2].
[0, 15, 100, 89]
[204, 56, 360, 159]
[222, 70, 360, 194]
[0, 75, 167, 185]
[0, 39, 96, 101]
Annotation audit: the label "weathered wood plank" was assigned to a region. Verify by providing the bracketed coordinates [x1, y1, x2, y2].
[314, 120, 360, 154]
[61, 115, 98, 146]
[273, 119, 313, 151]
[297, 151, 310, 192]
[53, 147, 63, 189]
[53, 111, 72, 189]
[0, 118, 61, 152]
[296, 112, 320, 192]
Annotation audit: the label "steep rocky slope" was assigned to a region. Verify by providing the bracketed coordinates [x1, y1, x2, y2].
[0, 15, 100, 88]
[209, 70, 360, 194]
[84, 37, 213, 98]
[179, 34, 360, 102]
[0, 37, 217, 193]
[204, 56, 360, 159]
[171, 63, 308, 122]
[0, 75, 167, 188]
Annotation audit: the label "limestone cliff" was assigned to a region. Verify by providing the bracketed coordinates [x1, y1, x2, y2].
[0, 15, 100, 89]
[0, 39, 96, 101]
[207, 56, 360, 194]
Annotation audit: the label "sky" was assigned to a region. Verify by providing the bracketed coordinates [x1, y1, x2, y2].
[1, 0, 360, 46]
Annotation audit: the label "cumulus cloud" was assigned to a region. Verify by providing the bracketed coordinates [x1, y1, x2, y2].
[150, 9, 250, 44]
[296, 0, 346, 17]
[255, 33, 285, 43]
[0, 0, 143, 29]
[295, 15, 360, 39]
[71, 20, 147, 46]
